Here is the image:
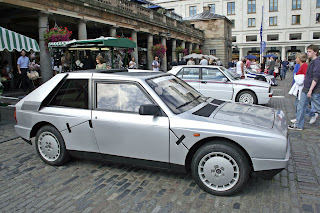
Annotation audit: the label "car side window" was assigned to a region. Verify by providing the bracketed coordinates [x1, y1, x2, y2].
[49, 79, 88, 109]
[202, 68, 225, 81]
[96, 82, 152, 113]
[177, 68, 199, 79]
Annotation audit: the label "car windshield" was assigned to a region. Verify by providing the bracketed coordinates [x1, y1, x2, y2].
[221, 67, 238, 80]
[146, 75, 207, 114]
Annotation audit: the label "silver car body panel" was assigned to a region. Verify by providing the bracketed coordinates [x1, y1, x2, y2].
[14, 71, 289, 172]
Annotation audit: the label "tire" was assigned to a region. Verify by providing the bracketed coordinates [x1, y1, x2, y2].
[191, 142, 251, 196]
[236, 90, 257, 105]
[35, 125, 70, 166]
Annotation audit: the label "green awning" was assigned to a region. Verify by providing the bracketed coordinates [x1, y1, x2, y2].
[48, 37, 136, 49]
[0, 26, 40, 52]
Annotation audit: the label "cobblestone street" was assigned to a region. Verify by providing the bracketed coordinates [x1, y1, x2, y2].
[0, 73, 320, 213]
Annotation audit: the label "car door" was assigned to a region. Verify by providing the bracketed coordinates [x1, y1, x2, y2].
[91, 80, 170, 164]
[200, 67, 233, 100]
[176, 67, 200, 91]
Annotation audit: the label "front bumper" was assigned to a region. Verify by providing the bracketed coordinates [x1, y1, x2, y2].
[251, 140, 290, 172]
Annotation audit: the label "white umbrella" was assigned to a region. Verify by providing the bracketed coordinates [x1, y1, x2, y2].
[206, 55, 219, 60]
[183, 53, 205, 59]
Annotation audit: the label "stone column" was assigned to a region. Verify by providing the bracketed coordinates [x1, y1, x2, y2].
[78, 20, 87, 40]
[239, 47, 244, 60]
[181, 41, 185, 49]
[38, 13, 52, 83]
[161, 37, 167, 72]
[281, 46, 286, 60]
[147, 34, 153, 70]
[131, 30, 138, 65]
[171, 39, 177, 62]
[110, 27, 117, 37]
[188, 42, 193, 55]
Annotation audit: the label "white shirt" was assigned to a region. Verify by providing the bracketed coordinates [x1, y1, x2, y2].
[152, 60, 160, 71]
[200, 59, 208, 65]
[236, 61, 243, 75]
[187, 60, 195, 65]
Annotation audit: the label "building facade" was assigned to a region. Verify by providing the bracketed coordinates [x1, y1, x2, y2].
[150, 0, 320, 60]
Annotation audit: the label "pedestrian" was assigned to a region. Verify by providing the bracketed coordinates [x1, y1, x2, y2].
[245, 58, 251, 68]
[187, 57, 195, 65]
[289, 44, 320, 130]
[170, 59, 178, 69]
[96, 55, 107, 69]
[228, 60, 233, 68]
[281, 57, 289, 80]
[292, 60, 301, 85]
[217, 59, 222, 66]
[236, 57, 244, 78]
[260, 58, 266, 73]
[200, 56, 208, 65]
[152, 56, 160, 71]
[129, 57, 137, 69]
[267, 56, 275, 76]
[17, 50, 33, 92]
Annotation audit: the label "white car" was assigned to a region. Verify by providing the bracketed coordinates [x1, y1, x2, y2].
[169, 65, 273, 105]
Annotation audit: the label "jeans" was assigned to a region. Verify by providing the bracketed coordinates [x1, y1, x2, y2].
[269, 69, 274, 76]
[295, 98, 316, 118]
[296, 92, 320, 129]
[281, 67, 287, 79]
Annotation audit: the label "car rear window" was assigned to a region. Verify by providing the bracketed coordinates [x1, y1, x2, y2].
[49, 79, 89, 109]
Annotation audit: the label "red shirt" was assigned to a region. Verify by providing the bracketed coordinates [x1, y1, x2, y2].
[296, 63, 308, 76]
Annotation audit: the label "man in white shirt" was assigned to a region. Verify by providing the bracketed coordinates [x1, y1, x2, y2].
[152, 56, 160, 71]
[17, 50, 33, 92]
[236, 57, 244, 77]
[200, 56, 208, 65]
[187, 57, 195, 65]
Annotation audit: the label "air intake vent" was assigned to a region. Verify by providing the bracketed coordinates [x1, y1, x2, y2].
[193, 104, 218, 117]
[211, 99, 225, 105]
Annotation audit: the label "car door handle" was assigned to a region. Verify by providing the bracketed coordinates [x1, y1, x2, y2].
[201, 81, 207, 84]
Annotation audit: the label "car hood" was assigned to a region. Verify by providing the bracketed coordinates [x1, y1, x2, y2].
[232, 79, 270, 87]
[213, 102, 275, 129]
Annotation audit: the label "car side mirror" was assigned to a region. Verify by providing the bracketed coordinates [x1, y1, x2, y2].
[221, 78, 228, 82]
[139, 104, 160, 116]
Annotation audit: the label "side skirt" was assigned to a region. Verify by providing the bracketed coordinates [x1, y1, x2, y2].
[68, 150, 186, 174]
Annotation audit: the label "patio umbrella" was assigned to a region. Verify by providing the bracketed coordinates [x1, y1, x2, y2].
[206, 55, 219, 60]
[264, 54, 278, 58]
[245, 54, 257, 59]
[183, 53, 204, 59]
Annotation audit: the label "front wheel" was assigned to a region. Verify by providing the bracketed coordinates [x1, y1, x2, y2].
[35, 125, 70, 166]
[236, 90, 257, 105]
[191, 142, 251, 196]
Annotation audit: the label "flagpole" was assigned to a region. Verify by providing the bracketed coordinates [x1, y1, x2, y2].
[260, 5, 264, 64]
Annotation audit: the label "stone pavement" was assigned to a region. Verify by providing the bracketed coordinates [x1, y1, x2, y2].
[0, 73, 320, 213]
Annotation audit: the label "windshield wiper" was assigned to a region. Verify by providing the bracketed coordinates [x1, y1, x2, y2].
[176, 95, 201, 109]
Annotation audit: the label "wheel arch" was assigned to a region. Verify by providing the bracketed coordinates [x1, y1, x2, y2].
[235, 89, 258, 104]
[30, 121, 55, 138]
[184, 136, 253, 172]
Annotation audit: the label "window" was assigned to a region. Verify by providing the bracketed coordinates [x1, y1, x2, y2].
[314, 32, 320, 39]
[96, 83, 152, 113]
[49, 79, 88, 109]
[292, 15, 300, 25]
[269, 0, 278, 11]
[269, 16, 277, 26]
[317, 0, 320, 7]
[289, 33, 302, 40]
[209, 4, 215, 13]
[232, 36, 237, 42]
[201, 68, 226, 81]
[231, 20, 235, 28]
[210, 49, 216, 55]
[189, 6, 196, 16]
[292, 0, 301, 9]
[227, 2, 235, 15]
[246, 35, 257, 42]
[177, 68, 200, 79]
[317, 13, 320, 23]
[248, 18, 256, 27]
[248, 0, 256, 13]
[267, 34, 279, 41]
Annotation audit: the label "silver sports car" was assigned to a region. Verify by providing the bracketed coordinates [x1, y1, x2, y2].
[14, 69, 289, 196]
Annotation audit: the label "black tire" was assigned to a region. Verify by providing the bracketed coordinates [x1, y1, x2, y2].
[236, 90, 257, 105]
[191, 142, 251, 196]
[35, 125, 70, 166]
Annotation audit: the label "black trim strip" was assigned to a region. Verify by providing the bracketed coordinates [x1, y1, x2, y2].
[68, 150, 186, 173]
[66, 123, 71, 133]
[176, 135, 185, 145]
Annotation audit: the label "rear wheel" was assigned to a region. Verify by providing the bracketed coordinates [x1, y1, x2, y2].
[236, 90, 257, 104]
[35, 125, 70, 166]
[191, 142, 251, 196]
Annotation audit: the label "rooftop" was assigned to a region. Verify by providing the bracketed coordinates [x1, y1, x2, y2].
[183, 12, 230, 22]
